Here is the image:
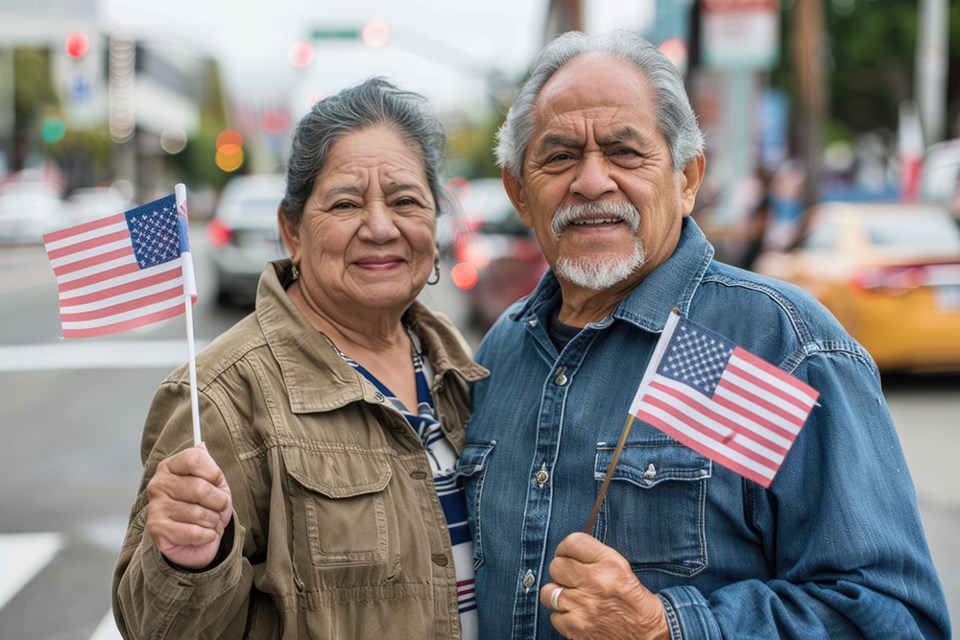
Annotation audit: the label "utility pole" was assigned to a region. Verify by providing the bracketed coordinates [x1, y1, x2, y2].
[792, 0, 826, 212]
[544, 0, 584, 43]
[916, 0, 949, 145]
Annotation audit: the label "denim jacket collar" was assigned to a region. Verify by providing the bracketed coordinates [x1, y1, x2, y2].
[514, 216, 715, 334]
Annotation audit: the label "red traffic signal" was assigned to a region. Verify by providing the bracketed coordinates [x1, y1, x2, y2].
[65, 32, 89, 59]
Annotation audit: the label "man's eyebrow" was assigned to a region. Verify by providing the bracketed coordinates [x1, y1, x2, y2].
[596, 126, 653, 146]
[534, 127, 654, 150]
[534, 133, 582, 150]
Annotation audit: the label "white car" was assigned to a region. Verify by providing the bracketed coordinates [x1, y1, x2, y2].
[0, 182, 66, 244]
[206, 174, 289, 306]
[64, 186, 135, 226]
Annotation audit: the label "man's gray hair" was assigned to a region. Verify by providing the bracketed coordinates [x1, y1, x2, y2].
[280, 76, 448, 225]
[495, 30, 705, 179]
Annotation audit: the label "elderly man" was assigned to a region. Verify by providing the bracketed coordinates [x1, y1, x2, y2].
[460, 30, 951, 639]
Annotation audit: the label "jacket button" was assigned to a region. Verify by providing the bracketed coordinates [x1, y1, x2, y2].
[431, 554, 449, 566]
[554, 372, 568, 386]
[374, 392, 385, 403]
[535, 469, 550, 486]
[521, 570, 536, 589]
[410, 470, 428, 480]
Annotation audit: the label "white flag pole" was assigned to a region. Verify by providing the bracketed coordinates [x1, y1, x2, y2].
[175, 183, 202, 445]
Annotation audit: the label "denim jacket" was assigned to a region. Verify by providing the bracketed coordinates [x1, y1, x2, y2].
[461, 218, 950, 639]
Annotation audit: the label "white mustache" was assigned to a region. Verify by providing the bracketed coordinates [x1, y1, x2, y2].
[551, 202, 641, 237]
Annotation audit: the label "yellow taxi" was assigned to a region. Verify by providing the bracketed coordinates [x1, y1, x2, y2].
[753, 202, 960, 372]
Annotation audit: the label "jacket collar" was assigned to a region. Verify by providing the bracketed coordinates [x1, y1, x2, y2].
[515, 216, 714, 334]
[255, 259, 486, 414]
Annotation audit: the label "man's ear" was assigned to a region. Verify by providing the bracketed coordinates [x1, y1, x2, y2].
[679, 153, 706, 217]
[502, 168, 533, 228]
[277, 206, 300, 262]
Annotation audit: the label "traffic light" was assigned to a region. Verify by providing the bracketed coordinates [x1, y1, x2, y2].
[360, 21, 390, 48]
[215, 129, 244, 173]
[64, 32, 89, 59]
[288, 40, 314, 69]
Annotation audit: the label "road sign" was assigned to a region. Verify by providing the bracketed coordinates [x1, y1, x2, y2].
[702, 0, 780, 69]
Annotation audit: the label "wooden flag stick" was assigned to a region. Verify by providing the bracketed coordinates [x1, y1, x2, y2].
[584, 413, 636, 535]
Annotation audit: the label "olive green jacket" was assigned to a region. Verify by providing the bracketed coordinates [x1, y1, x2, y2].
[112, 260, 488, 639]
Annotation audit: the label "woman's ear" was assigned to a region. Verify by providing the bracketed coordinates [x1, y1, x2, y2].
[277, 206, 300, 263]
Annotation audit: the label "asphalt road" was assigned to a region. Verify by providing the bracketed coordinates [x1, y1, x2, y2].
[0, 239, 956, 638]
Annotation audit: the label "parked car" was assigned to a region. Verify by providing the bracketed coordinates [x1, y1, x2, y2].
[753, 201, 960, 372]
[206, 174, 288, 306]
[0, 181, 66, 244]
[446, 178, 548, 331]
[63, 186, 135, 226]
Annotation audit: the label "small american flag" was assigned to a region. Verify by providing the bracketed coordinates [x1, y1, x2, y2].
[629, 312, 819, 488]
[43, 194, 197, 338]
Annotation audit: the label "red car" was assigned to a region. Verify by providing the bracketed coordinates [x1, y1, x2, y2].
[445, 178, 548, 332]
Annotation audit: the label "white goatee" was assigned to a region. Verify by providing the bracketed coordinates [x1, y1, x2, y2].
[551, 202, 645, 291]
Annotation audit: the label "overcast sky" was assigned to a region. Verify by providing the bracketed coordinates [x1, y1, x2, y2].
[101, 0, 552, 113]
[98, 0, 659, 114]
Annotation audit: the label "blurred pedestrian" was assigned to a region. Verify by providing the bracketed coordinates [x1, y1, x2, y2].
[462, 30, 951, 639]
[735, 166, 775, 271]
[113, 77, 487, 639]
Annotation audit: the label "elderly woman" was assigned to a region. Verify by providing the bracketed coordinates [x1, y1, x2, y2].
[112, 77, 487, 639]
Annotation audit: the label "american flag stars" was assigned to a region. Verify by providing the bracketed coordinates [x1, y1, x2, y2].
[127, 197, 180, 268]
[661, 323, 734, 396]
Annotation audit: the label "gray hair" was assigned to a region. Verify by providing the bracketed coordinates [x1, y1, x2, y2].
[495, 30, 705, 178]
[280, 76, 449, 225]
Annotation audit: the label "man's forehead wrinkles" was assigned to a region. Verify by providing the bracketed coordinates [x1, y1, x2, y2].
[533, 118, 648, 151]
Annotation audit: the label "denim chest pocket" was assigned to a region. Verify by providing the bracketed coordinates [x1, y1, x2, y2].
[454, 442, 496, 570]
[281, 445, 397, 569]
[593, 442, 711, 576]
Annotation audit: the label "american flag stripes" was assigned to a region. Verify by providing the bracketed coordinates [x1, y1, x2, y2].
[43, 194, 196, 338]
[629, 312, 819, 488]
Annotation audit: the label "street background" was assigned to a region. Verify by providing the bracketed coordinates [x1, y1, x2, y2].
[2, 0, 960, 637]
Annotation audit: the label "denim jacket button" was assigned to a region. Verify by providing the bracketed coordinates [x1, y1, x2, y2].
[522, 570, 536, 588]
[554, 372, 568, 386]
[535, 469, 550, 486]
[642, 463, 657, 481]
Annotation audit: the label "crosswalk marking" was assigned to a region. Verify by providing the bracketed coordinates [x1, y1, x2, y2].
[0, 532, 65, 611]
[0, 532, 125, 639]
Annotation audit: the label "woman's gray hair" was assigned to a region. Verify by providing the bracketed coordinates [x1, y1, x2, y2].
[280, 76, 449, 225]
[495, 30, 705, 179]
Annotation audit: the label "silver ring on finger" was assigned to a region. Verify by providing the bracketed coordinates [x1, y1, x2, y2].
[550, 585, 567, 613]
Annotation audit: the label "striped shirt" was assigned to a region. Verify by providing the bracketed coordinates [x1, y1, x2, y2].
[334, 333, 478, 638]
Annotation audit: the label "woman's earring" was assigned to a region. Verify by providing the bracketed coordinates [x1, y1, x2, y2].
[426, 256, 440, 285]
[291, 263, 300, 281]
